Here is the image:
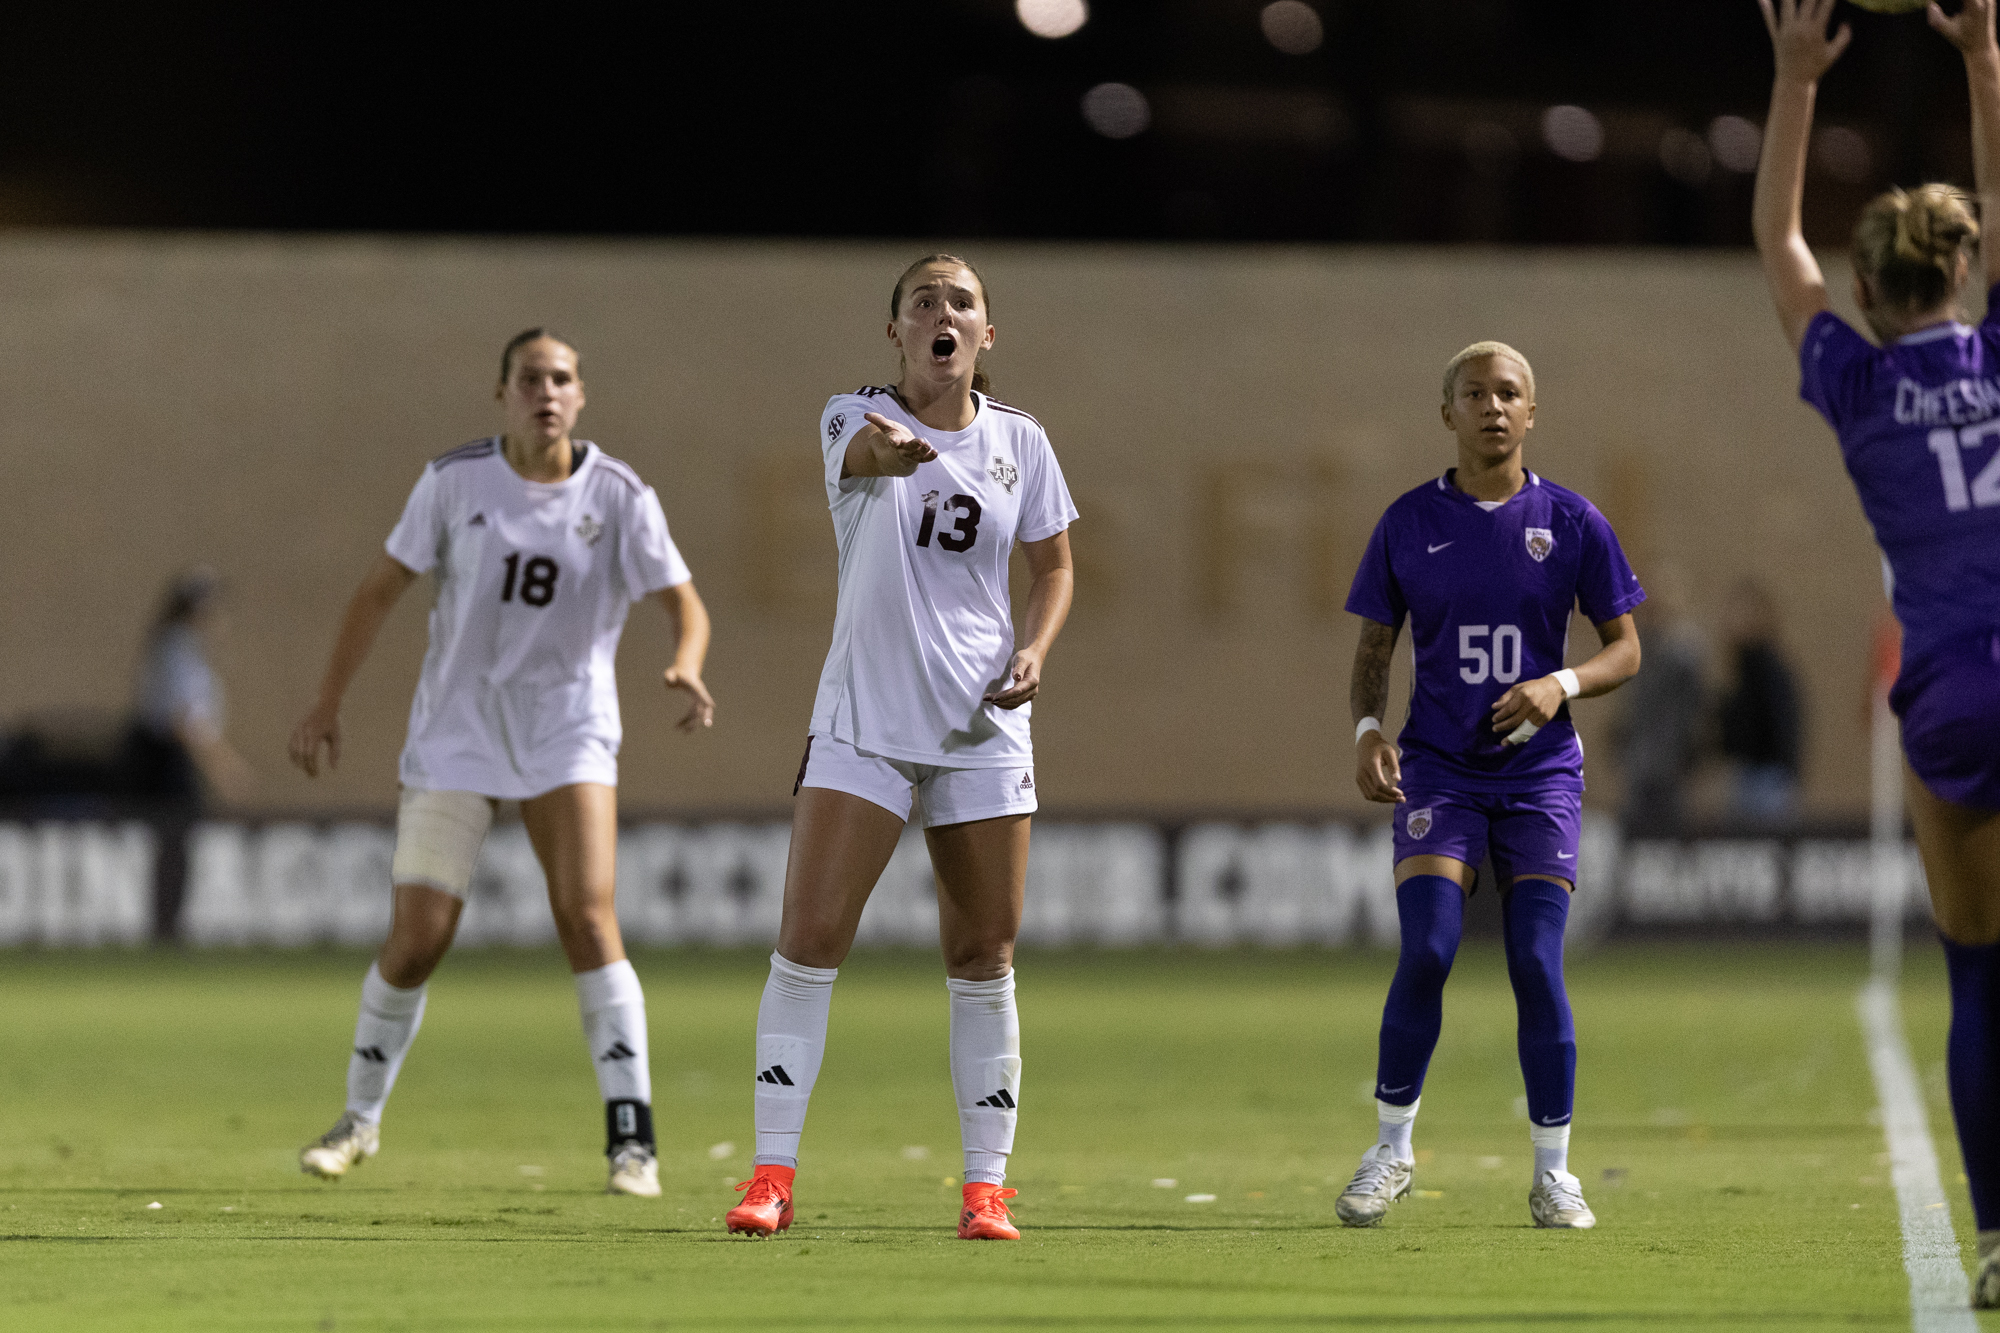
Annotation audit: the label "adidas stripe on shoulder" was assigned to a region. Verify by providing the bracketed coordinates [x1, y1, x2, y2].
[592, 450, 645, 494]
[432, 437, 498, 470]
[983, 398, 1043, 430]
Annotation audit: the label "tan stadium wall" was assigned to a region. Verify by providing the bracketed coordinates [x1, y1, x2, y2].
[0, 235, 1904, 818]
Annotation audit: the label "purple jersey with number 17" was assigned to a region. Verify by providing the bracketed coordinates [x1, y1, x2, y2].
[1346, 471, 1645, 793]
[1799, 294, 2000, 662]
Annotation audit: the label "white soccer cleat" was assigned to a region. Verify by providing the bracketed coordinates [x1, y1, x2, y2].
[299, 1112, 379, 1180]
[607, 1142, 661, 1197]
[1529, 1168, 1597, 1229]
[1335, 1144, 1413, 1227]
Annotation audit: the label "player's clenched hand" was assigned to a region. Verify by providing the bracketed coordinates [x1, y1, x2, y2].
[663, 667, 715, 732]
[1931, 0, 1998, 56]
[984, 649, 1043, 709]
[1356, 732, 1404, 804]
[289, 703, 341, 778]
[863, 412, 939, 476]
[1758, 0, 1851, 84]
[1491, 676, 1566, 735]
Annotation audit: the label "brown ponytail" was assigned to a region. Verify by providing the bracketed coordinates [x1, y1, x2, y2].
[890, 253, 995, 395]
[1854, 184, 1979, 315]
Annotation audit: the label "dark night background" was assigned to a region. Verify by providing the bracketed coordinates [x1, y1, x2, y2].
[0, 1, 1974, 245]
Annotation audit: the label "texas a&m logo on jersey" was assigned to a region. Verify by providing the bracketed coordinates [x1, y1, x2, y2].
[989, 455, 1019, 495]
[827, 412, 846, 443]
[1406, 807, 1433, 840]
[1524, 527, 1554, 562]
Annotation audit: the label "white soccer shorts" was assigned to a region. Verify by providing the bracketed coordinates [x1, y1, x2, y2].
[389, 787, 496, 898]
[795, 734, 1037, 828]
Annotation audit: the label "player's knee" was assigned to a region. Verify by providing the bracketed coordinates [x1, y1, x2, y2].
[943, 937, 1014, 980]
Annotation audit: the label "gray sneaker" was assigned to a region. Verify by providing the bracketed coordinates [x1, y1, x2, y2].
[1334, 1145, 1414, 1227]
[607, 1141, 661, 1197]
[1975, 1233, 2000, 1309]
[1529, 1168, 1597, 1229]
[300, 1112, 379, 1180]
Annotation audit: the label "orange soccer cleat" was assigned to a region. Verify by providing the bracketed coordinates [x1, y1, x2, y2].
[957, 1182, 1020, 1240]
[726, 1164, 795, 1236]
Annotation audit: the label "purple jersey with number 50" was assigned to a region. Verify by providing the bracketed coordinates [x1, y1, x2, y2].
[1800, 296, 2000, 662]
[1346, 471, 1645, 793]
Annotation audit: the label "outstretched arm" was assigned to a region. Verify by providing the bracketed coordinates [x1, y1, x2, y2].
[288, 554, 417, 776]
[843, 412, 941, 479]
[1932, 0, 2000, 290]
[655, 580, 715, 731]
[1753, 0, 1852, 350]
[1351, 616, 1404, 804]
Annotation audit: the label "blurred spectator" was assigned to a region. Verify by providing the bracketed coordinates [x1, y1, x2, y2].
[128, 568, 254, 937]
[1613, 564, 1706, 835]
[1717, 578, 1803, 827]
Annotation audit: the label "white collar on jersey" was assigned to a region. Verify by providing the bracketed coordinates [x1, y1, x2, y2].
[1897, 322, 1974, 346]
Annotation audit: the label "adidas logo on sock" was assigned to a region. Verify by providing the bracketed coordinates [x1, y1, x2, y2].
[974, 1089, 1016, 1109]
[757, 1065, 795, 1086]
[354, 1045, 387, 1063]
[598, 1041, 638, 1062]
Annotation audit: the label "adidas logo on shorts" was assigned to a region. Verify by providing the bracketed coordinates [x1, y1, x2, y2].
[1019, 773, 1034, 789]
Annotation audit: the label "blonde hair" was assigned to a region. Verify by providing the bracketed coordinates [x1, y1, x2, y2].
[1443, 340, 1534, 402]
[1854, 184, 1979, 314]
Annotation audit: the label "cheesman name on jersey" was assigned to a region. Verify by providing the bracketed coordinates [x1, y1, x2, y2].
[812, 388, 1078, 767]
[385, 437, 692, 798]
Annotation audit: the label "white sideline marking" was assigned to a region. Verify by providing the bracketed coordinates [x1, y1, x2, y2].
[1858, 976, 1976, 1331]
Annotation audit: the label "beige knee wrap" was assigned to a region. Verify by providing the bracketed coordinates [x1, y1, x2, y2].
[390, 788, 495, 898]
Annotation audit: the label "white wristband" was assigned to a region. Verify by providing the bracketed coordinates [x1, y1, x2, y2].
[1355, 717, 1383, 744]
[1554, 668, 1581, 699]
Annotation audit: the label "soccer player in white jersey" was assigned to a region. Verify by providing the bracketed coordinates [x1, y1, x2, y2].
[723, 255, 1077, 1241]
[287, 329, 715, 1198]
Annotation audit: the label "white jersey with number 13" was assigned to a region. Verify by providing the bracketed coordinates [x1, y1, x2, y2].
[812, 388, 1078, 768]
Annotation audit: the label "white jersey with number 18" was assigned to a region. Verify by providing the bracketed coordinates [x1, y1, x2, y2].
[812, 388, 1079, 768]
[383, 438, 692, 799]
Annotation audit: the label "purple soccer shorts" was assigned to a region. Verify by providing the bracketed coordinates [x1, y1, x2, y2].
[1895, 632, 2000, 812]
[1389, 785, 1583, 887]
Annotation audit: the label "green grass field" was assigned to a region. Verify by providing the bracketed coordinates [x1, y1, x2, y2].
[0, 942, 1982, 1331]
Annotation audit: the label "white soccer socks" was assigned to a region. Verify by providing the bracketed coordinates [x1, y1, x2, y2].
[949, 971, 1021, 1186]
[345, 963, 427, 1125]
[576, 960, 654, 1149]
[752, 951, 838, 1169]
[1531, 1121, 1571, 1179]
[1376, 1096, 1420, 1162]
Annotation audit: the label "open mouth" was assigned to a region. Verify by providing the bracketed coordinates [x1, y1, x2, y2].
[931, 333, 956, 360]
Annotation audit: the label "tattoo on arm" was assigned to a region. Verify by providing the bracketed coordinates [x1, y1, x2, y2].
[1350, 619, 1399, 723]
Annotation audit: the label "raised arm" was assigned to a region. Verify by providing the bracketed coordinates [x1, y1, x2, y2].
[1351, 616, 1405, 804]
[1753, 0, 1852, 350]
[843, 411, 941, 479]
[288, 553, 418, 777]
[655, 580, 716, 731]
[1932, 0, 2000, 289]
[984, 530, 1074, 709]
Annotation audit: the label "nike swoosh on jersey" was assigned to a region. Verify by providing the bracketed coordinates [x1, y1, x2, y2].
[1555, 851, 1574, 859]
[1427, 542, 1454, 553]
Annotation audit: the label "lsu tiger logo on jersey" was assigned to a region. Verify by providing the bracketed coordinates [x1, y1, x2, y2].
[827, 412, 846, 443]
[1525, 528, 1554, 562]
[575, 515, 604, 547]
[989, 456, 1019, 495]
[1406, 807, 1433, 840]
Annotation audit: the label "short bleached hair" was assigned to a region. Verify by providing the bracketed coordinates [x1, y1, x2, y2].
[1443, 340, 1535, 403]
